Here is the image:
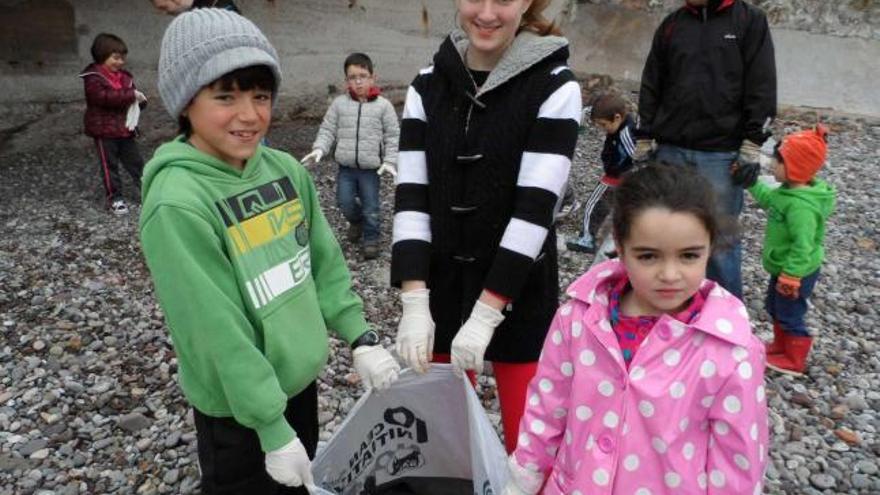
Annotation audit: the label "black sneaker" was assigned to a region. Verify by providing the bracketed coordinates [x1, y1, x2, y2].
[347, 222, 363, 243]
[362, 242, 379, 260]
[566, 236, 597, 254]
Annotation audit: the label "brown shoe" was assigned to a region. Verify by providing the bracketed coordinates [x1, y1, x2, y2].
[362, 242, 379, 260]
[346, 222, 362, 243]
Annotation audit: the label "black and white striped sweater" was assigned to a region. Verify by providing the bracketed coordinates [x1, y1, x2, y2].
[390, 30, 582, 361]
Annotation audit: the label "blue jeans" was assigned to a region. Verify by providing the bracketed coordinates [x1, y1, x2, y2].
[765, 270, 819, 337]
[336, 166, 380, 243]
[654, 144, 743, 299]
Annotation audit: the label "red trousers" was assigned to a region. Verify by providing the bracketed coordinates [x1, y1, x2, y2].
[433, 354, 538, 453]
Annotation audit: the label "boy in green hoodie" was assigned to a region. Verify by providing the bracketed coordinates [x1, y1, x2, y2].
[140, 9, 400, 493]
[732, 125, 836, 376]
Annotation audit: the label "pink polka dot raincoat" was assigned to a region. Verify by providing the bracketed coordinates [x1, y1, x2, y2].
[512, 260, 769, 494]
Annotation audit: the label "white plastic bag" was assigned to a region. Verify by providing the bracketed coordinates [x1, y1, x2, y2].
[310, 365, 508, 495]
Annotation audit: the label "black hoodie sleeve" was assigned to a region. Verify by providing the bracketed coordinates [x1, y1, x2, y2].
[638, 18, 668, 140]
[740, 7, 777, 145]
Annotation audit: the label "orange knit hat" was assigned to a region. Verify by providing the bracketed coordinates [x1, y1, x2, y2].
[779, 125, 828, 183]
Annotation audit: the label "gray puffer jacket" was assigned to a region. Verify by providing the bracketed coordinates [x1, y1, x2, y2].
[311, 93, 399, 170]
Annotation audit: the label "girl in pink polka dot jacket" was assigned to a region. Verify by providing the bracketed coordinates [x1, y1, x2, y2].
[504, 163, 769, 495]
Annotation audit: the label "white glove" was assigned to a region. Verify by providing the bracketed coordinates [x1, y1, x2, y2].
[377, 163, 397, 177]
[125, 102, 140, 131]
[395, 289, 435, 374]
[738, 139, 762, 165]
[450, 300, 504, 375]
[300, 149, 323, 166]
[505, 455, 544, 495]
[264, 437, 314, 487]
[352, 345, 401, 391]
[134, 90, 147, 103]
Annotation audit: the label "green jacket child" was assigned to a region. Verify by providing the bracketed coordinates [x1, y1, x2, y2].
[141, 9, 399, 492]
[733, 125, 835, 377]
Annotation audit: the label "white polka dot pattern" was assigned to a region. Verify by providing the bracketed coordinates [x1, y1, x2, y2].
[508, 261, 766, 494]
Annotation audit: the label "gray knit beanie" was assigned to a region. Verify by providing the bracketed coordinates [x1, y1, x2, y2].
[158, 8, 282, 118]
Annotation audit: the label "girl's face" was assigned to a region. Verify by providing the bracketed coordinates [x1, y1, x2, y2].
[184, 82, 272, 169]
[103, 53, 126, 72]
[617, 207, 711, 316]
[456, 0, 533, 70]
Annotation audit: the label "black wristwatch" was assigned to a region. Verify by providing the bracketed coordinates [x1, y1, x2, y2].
[351, 330, 380, 350]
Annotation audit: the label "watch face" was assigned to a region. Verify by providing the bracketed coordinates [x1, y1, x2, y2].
[355, 331, 380, 348]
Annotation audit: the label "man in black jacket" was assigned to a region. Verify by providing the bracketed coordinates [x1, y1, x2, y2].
[638, 0, 776, 300]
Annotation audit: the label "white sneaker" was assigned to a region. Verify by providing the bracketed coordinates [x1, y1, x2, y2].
[111, 199, 129, 216]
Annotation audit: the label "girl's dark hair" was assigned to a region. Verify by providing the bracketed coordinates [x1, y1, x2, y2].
[178, 65, 277, 137]
[612, 162, 730, 251]
[91, 33, 128, 64]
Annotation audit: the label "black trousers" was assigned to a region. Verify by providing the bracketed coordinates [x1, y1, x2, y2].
[193, 382, 318, 495]
[93, 137, 144, 203]
[580, 181, 613, 238]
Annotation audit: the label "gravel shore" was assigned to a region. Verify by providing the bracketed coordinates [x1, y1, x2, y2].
[0, 94, 878, 494]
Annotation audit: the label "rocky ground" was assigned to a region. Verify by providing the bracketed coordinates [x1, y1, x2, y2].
[0, 90, 878, 495]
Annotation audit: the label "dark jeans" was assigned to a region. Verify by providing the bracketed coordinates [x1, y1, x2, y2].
[655, 144, 743, 299]
[765, 270, 820, 337]
[336, 166, 380, 243]
[93, 137, 144, 203]
[193, 382, 318, 495]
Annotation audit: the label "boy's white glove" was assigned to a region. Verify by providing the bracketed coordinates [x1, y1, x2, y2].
[300, 149, 323, 165]
[264, 437, 314, 487]
[134, 90, 147, 103]
[352, 345, 401, 391]
[505, 455, 544, 495]
[451, 300, 504, 375]
[395, 289, 435, 374]
[377, 163, 397, 177]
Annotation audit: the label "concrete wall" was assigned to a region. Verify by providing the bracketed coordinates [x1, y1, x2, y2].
[0, 0, 878, 117]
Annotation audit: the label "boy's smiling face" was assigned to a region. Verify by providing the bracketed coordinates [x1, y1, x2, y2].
[345, 64, 374, 100]
[184, 82, 272, 169]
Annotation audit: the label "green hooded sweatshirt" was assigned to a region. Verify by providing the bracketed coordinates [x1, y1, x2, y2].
[747, 178, 836, 278]
[139, 139, 368, 452]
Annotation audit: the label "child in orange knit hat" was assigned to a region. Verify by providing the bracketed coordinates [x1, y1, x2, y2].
[731, 125, 836, 375]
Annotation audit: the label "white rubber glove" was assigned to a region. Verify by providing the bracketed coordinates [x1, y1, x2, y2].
[505, 455, 544, 495]
[738, 139, 762, 165]
[450, 300, 504, 375]
[376, 163, 397, 177]
[300, 149, 323, 166]
[395, 289, 435, 374]
[352, 345, 401, 391]
[264, 437, 313, 487]
[134, 90, 147, 103]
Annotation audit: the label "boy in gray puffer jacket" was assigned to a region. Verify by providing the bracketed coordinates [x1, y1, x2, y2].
[302, 53, 399, 260]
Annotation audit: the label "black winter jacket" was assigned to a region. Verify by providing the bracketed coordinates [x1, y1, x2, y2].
[391, 30, 582, 362]
[639, 0, 776, 151]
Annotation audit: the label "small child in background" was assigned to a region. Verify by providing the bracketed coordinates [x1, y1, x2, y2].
[567, 93, 637, 253]
[301, 53, 399, 260]
[506, 163, 768, 495]
[731, 125, 836, 376]
[79, 33, 147, 215]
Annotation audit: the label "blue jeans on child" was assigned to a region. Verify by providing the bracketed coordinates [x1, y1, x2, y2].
[654, 144, 743, 299]
[337, 166, 380, 243]
[765, 270, 820, 337]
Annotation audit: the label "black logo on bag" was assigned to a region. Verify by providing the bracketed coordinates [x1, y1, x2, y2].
[326, 406, 430, 492]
